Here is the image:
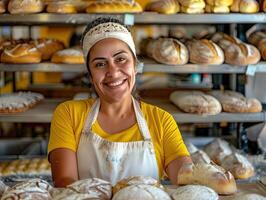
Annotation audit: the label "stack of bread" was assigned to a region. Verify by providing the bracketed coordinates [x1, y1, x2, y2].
[141, 37, 189, 65]
[145, 0, 180, 14]
[185, 138, 255, 180]
[230, 0, 260, 13]
[205, 0, 233, 12]
[248, 30, 266, 60]
[211, 32, 261, 65]
[178, 0, 206, 13]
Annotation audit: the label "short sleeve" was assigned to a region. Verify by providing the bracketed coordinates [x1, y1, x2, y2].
[48, 102, 77, 155]
[162, 112, 190, 167]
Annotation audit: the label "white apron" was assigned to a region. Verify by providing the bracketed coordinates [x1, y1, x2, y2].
[77, 97, 159, 185]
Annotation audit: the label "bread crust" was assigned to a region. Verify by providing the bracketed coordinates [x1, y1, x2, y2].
[8, 0, 44, 14]
[46, 2, 77, 13]
[51, 48, 84, 64]
[145, 0, 180, 14]
[0, 1, 6, 13]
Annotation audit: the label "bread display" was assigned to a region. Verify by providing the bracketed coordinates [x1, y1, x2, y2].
[46, 1, 77, 13]
[221, 152, 254, 179]
[152, 38, 189, 65]
[66, 178, 112, 199]
[211, 32, 261, 65]
[203, 138, 232, 165]
[177, 163, 237, 195]
[112, 184, 171, 200]
[1, 43, 42, 64]
[8, 0, 44, 14]
[32, 38, 65, 60]
[0, 92, 44, 114]
[232, 193, 266, 200]
[171, 185, 219, 200]
[186, 39, 224, 64]
[86, 0, 142, 13]
[170, 91, 222, 115]
[230, 0, 260, 13]
[51, 47, 84, 64]
[0, 0, 6, 13]
[191, 150, 212, 164]
[113, 176, 163, 195]
[208, 90, 262, 113]
[145, 0, 180, 14]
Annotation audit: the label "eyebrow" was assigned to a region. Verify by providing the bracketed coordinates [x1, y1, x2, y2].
[90, 50, 128, 63]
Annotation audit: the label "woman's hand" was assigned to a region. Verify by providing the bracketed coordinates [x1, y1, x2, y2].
[166, 156, 193, 185]
[49, 148, 79, 187]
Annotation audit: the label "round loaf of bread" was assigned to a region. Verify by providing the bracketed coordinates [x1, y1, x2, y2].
[113, 176, 163, 194]
[232, 193, 266, 200]
[11, 178, 53, 193]
[171, 185, 218, 200]
[258, 38, 266, 60]
[112, 184, 171, 200]
[1, 43, 42, 64]
[170, 91, 222, 115]
[221, 153, 254, 179]
[66, 178, 112, 200]
[191, 150, 211, 164]
[8, 0, 44, 14]
[145, 0, 180, 14]
[205, 5, 230, 13]
[180, 6, 205, 13]
[51, 48, 84, 64]
[53, 191, 102, 200]
[46, 1, 77, 13]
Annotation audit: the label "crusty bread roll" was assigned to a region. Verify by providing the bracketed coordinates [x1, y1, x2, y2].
[186, 39, 224, 64]
[112, 184, 171, 200]
[0, 0, 6, 13]
[1, 43, 42, 64]
[205, 4, 230, 12]
[248, 31, 266, 46]
[66, 178, 112, 199]
[11, 178, 52, 192]
[53, 191, 103, 200]
[178, 0, 206, 8]
[230, 0, 259, 13]
[86, 0, 142, 13]
[208, 90, 262, 113]
[232, 193, 266, 200]
[258, 38, 266, 60]
[169, 26, 187, 39]
[203, 138, 232, 165]
[8, 0, 44, 14]
[46, 1, 77, 13]
[113, 176, 163, 195]
[1, 189, 52, 200]
[191, 150, 212, 164]
[152, 38, 189, 65]
[145, 0, 180, 14]
[171, 185, 219, 200]
[140, 38, 157, 58]
[221, 152, 254, 179]
[170, 91, 222, 115]
[51, 47, 84, 64]
[177, 163, 237, 195]
[32, 38, 64, 60]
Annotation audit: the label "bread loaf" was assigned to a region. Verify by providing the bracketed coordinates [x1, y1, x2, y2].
[178, 0, 206, 8]
[113, 176, 163, 195]
[152, 38, 189, 65]
[171, 185, 218, 200]
[205, 4, 230, 12]
[221, 152, 254, 179]
[170, 91, 222, 115]
[230, 0, 259, 13]
[177, 163, 237, 195]
[258, 38, 266, 60]
[191, 150, 212, 164]
[86, 1, 142, 13]
[1, 43, 42, 64]
[51, 48, 84, 64]
[0, 0, 5, 13]
[46, 1, 77, 13]
[145, 0, 180, 14]
[204, 138, 232, 165]
[248, 31, 266, 46]
[8, 0, 44, 14]
[112, 184, 171, 200]
[180, 6, 205, 13]
[206, 0, 233, 6]
[1, 189, 52, 200]
[186, 39, 224, 64]
[208, 90, 262, 113]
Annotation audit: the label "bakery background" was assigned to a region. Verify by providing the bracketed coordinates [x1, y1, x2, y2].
[0, 0, 266, 198]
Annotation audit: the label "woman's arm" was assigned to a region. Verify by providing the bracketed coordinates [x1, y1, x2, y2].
[166, 155, 192, 185]
[49, 148, 78, 187]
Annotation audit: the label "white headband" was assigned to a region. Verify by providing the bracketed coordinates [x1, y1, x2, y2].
[82, 22, 136, 65]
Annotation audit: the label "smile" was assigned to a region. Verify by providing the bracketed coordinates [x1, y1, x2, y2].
[105, 79, 127, 88]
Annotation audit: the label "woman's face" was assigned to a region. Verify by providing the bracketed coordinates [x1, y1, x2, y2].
[88, 38, 136, 103]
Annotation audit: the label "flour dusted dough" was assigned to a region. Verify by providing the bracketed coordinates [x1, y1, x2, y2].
[171, 185, 218, 200]
[232, 193, 266, 200]
[1, 188, 52, 200]
[112, 184, 171, 200]
[52, 188, 102, 200]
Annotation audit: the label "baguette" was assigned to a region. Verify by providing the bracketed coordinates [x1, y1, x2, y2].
[177, 163, 237, 195]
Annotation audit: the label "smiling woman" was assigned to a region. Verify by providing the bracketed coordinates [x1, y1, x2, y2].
[48, 17, 192, 188]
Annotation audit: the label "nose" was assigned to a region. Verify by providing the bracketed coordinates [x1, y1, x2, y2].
[106, 61, 119, 77]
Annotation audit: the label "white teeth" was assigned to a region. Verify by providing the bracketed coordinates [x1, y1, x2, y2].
[108, 80, 124, 87]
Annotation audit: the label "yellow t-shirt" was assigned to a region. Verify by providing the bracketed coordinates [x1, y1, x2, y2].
[48, 99, 189, 178]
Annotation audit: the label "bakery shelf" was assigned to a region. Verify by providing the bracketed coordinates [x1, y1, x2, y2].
[0, 99, 62, 123]
[252, 62, 266, 73]
[0, 14, 134, 25]
[134, 13, 266, 24]
[140, 58, 248, 74]
[143, 98, 266, 123]
[0, 63, 86, 72]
